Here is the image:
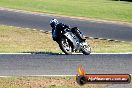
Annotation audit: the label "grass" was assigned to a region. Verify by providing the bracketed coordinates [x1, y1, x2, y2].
[87, 39, 132, 53]
[0, 25, 132, 53]
[0, 25, 61, 53]
[0, 0, 132, 22]
[0, 76, 108, 88]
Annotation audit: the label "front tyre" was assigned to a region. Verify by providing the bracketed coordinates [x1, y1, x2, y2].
[81, 44, 91, 55]
[59, 38, 72, 55]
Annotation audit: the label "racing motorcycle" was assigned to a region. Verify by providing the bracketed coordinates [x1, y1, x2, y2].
[56, 27, 91, 55]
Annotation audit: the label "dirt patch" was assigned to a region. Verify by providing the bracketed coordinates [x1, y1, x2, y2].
[0, 77, 109, 88]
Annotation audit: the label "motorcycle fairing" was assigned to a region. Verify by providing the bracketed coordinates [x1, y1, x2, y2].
[64, 32, 81, 51]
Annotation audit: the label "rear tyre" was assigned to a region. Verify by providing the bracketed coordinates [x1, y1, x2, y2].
[81, 45, 91, 55]
[59, 38, 72, 55]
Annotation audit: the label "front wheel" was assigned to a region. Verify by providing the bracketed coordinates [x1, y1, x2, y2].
[81, 43, 91, 55]
[59, 38, 73, 55]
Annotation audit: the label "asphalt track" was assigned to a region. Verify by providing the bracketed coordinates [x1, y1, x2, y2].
[0, 9, 132, 88]
[0, 53, 131, 88]
[0, 9, 132, 41]
[0, 54, 132, 76]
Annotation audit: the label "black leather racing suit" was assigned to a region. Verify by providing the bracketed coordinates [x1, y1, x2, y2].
[51, 23, 85, 41]
[52, 23, 69, 41]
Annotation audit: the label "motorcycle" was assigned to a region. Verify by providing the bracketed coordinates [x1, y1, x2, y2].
[55, 27, 91, 55]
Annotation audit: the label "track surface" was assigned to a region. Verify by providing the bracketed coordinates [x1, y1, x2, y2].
[0, 9, 132, 88]
[0, 54, 132, 88]
[0, 9, 132, 41]
[0, 54, 132, 76]
[1, 54, 132, 88]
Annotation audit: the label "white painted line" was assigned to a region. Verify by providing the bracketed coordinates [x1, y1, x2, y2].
[8, 26, 14, 28]
[0, 52, 131, 55]
[0, 24, 6, 26]
[27, 75, 75, 77]
[88, 37, 94, 39]
[0, 53, 31, 55]
[60, 53, 82, 55]
[91, 53, 132, 54]
[0, 75, 75, 77]
[60, 53, 132, 55]
[16, 27, 21, 29]
[0, 74, 131, 77]
[107, 39, 113, 41]
[121, 41, 125, 42]
[0, 76, 9, 78]
[114, 40, 120, 42]
[0, 24, 49, 33]
[32, 29, 37, 31]
[98, 38, 104, 40]
[40, 30, 44, 32]
[25, 28, 30, 30]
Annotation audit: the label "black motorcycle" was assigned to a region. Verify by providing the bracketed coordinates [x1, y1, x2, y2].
[55, 27, 91, 55]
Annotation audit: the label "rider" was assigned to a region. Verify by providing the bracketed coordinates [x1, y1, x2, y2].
[50, 19, 86, 42]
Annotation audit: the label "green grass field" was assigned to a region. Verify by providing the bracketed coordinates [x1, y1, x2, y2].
[0, 25, 132, 53]
[0, 0, 132, 22]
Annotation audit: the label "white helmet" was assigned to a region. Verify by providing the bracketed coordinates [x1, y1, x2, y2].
[50, 19, 59, 26]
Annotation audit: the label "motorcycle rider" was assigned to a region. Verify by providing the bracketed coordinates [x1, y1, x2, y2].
[50, 19, 86, 42]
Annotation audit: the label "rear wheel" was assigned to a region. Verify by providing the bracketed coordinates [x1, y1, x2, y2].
[59, 38, 72, 55]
